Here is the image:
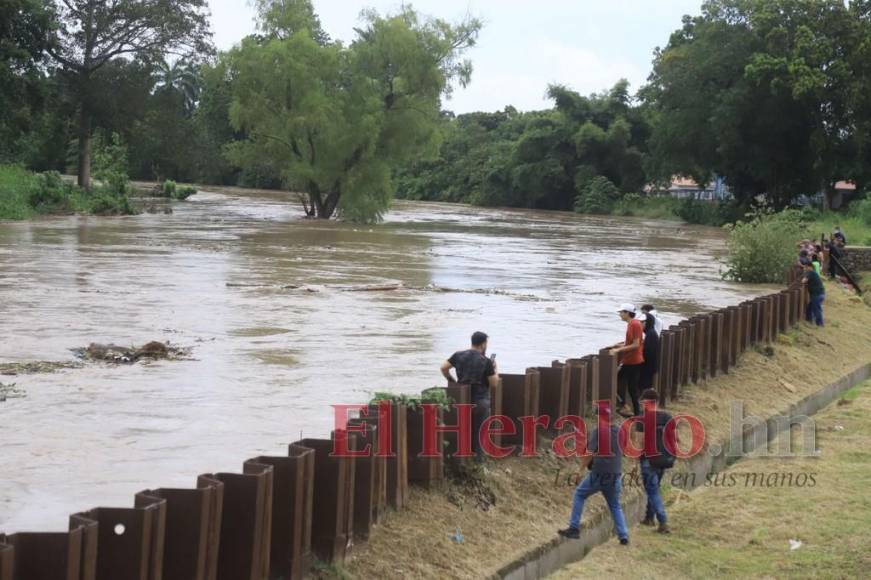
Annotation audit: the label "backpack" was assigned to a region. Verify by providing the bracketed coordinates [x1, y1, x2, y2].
[647, 411, 676, 469]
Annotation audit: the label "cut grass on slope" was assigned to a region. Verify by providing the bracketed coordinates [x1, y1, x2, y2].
[550, 379, 871, 580]
[330, 282, 871, 579]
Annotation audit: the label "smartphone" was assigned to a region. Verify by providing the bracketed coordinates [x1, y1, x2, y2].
[490, 353, 497, 362]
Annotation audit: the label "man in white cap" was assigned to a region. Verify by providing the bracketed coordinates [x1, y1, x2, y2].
[611, 303, 645, 416]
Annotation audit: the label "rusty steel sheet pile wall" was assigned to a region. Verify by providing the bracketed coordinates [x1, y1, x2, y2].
[2, 267, 814, 580]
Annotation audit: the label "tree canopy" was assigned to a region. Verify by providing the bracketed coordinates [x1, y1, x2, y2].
[224, 1, 480, 221]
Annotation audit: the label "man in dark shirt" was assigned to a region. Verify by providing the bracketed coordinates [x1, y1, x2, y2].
[558, 404, 629, 544]
[634, 389, 675, 534]
[802, 261, 826, 326]
[441, 331, 498, 461]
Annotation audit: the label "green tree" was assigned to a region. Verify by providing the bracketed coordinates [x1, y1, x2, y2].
[154, 58, 202, 114]
[0, 0, 51, 162]
[574, 175, 620, 215]
[645, 0, 869, 209]
[225, 1, 480, 221]
[45, 0, 212, 189]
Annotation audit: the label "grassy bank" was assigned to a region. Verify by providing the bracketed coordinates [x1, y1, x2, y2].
[328, 283, 870, 579]
[553, 379, 871, 579]
[805, 208, 871, 247]
[0, 165, 135, 219]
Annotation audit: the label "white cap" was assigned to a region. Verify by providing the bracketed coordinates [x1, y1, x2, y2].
[617, 303, 636, 314]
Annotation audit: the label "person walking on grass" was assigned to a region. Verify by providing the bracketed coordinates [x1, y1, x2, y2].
[441, 331, 499, 461]
[634, 388, 675, 535]
[558, 404, 629, 545]
[612, 303, 644, 417]
[802, 260, 826, 327]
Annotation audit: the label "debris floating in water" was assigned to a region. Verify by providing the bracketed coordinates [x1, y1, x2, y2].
[0, 360, 82, 376]
[0, 382, 26, 402]
[71, 341, 191, 364]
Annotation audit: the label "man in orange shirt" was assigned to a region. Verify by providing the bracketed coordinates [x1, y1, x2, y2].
[610, 303, 645, 416]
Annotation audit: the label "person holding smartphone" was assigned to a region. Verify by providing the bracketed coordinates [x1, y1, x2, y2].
[441, 331, 499, 462]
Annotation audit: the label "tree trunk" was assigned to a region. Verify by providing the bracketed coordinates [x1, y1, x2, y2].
[307, 181, 339, 219]
[77, 106, 92, 190]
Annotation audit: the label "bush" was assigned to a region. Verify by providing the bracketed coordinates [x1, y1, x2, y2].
[85, 189, 134, 215]
[161, 179, 177, 198]
[0, 164, 37, 219]
[723, 210, 808, 283]
[676, 198, 745, 226]
[173, 185, 197, 200]
[853, 198, 871, 227]
[29, 171, 73, 209]
[92, 133, 130, 195]
[612, 194, 682, 219]
[574, 175, 619, 215]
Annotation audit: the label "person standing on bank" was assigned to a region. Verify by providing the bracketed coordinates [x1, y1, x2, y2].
[639, 312, 660, 391]
[633, 389, 675, 534]
[558, 404, 629, 545]
[801, 260, 826, 327]
[441, 331, 499, 461]
[641, 304, 663, 336]
[612, 304, 644, 417]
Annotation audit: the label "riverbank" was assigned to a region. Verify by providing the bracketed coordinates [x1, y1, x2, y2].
[552, 378, 871, 579]
[329, 282, 871, 579]
[0, 165, 137, 219]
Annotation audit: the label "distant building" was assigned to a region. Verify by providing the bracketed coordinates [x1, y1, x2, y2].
[795, 181, 856, 209]
[646, 176, 732, 201]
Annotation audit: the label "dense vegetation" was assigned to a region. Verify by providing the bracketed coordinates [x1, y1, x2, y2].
[2, 0, 871, 226]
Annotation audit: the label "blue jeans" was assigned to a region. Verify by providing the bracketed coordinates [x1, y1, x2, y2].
[568, 472, 629, 540]
[806, 294, 825, 326]
[641, 459, 667, 524]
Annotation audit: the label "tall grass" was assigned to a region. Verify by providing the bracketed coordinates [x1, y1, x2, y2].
[0, 165, 38, 219]
[804, 202, 871, 246]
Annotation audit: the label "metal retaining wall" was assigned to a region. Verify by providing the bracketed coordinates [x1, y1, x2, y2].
[0, 268, 811, 579]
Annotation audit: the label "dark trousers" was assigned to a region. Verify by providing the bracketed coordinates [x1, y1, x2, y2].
[806, 294, 825, 326]
[471, 392, 491, 460]
[617, 364, 643, 415]
[640, 363, 657, 391]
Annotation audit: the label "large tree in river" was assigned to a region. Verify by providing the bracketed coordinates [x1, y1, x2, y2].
[45, 0, 212, 189]
[224, 1, 481, 222]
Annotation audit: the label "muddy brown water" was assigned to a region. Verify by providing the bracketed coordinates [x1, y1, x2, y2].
[0, 189, 774, 531]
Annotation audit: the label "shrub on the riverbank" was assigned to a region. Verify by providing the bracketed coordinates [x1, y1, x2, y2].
[152, 179, 198, 201]
[724, 209, 806, 283]
[0, 165, 38, 219]
[573, 176, 618, 215]
[0, 164, 137, 219]
[611, 194, 682, 220]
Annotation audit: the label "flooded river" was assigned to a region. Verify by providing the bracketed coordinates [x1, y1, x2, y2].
[0, 189, 772, 531]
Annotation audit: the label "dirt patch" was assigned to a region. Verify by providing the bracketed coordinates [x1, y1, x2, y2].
[330, 282, 871, 580]
[71, 341, 191, 364]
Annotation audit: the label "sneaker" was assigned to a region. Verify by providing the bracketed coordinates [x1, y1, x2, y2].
[657, 523, 671, 534]
[641, 517, 655, 526]
[619, 537, 629, 546]
[558, 527, 580, 539]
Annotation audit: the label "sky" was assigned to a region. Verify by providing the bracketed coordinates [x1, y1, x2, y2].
[208, 0, 703, 114]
